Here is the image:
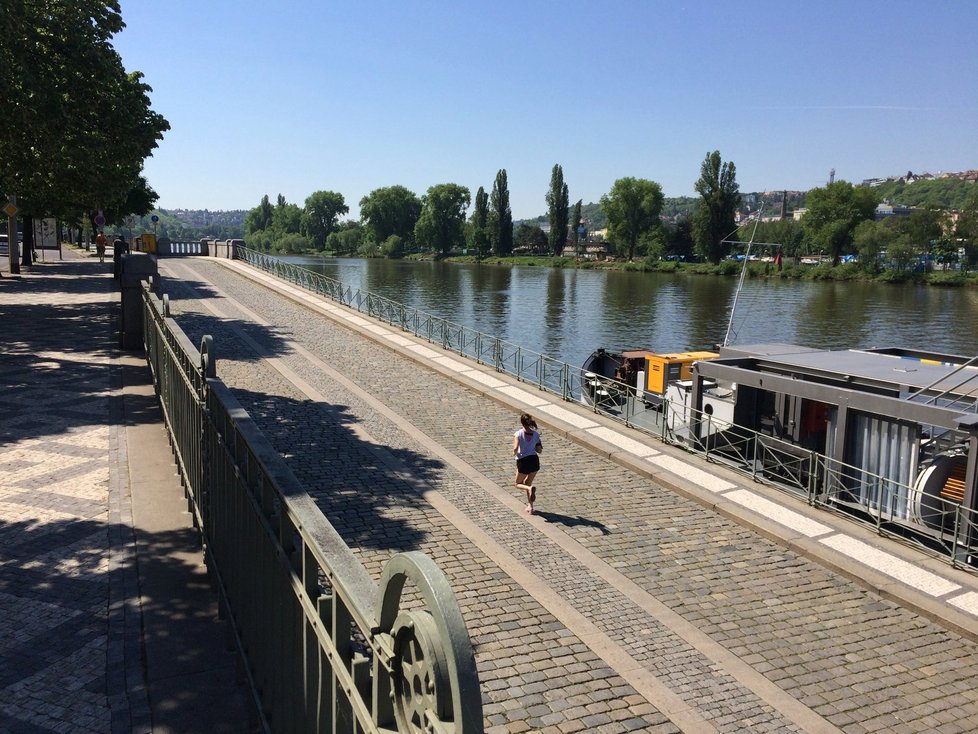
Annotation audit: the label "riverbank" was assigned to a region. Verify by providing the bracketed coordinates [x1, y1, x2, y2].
[260, 248, 977, 287]
[436, 253, 978, 287]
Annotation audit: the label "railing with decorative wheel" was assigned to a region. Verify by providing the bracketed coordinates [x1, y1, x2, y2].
[141, 283, 483, 733]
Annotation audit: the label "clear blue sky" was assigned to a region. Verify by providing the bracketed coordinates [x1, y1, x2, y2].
[115, 1, 978, 220]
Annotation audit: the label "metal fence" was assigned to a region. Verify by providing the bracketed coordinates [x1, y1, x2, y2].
[141, 283, 483, 734]
[234, 245, 978, 570]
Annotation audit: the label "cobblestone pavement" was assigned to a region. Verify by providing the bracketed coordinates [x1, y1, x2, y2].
[159, 257, 978, 734]
[1, 251, 249, 734]
[0, 251, 134, 733]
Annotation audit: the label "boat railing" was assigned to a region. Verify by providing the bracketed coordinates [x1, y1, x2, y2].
[234, 247, 978, 571]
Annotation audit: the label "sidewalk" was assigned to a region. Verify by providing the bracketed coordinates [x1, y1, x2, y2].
[0, 248, 251, 733]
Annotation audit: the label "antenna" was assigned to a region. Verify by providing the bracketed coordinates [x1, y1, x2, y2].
[722, 205, 763, 348]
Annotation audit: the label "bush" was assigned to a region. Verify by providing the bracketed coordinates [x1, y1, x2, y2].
[876, 269, 915, 284]
[717, 259, 741, 276]
[380, 235, 405, 259]
[357, 239, 380, 257]
[275, 233, 312, 254]
[927, 271, 967, 287]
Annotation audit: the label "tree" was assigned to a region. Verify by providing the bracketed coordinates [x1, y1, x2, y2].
[413, 184, 471, 257]
[470, 186, 491, 260]
[852, 219, 888, 274]
[746, 218, 806, 259]
[802, 180, 878, 265]
[489, 169, 513, 256]
[271, 195, 302, 237]
[359, 185, 421, 245]
[326, 221, 364, 255]
[571, 199, 583, 253]
[546, 164, 570, 256]
[664, 216, 695, 261]
[515, 223, 547, 252]
[302, 190, 348, 251]
[956, 188, 978, 270]
[692, 151, 740, 264]
[0, 0, 169, 264]
[600, 177, 664, 259]
[245, 195, 274, 234]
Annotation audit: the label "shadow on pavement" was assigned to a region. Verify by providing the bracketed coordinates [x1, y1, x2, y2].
[0, 517, 253, 734]
[534, 510, 611, 535]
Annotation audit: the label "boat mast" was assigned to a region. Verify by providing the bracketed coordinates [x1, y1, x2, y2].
[722, 205, 763, 348]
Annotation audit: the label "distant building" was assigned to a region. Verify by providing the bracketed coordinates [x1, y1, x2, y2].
[875, 203, 912, 220]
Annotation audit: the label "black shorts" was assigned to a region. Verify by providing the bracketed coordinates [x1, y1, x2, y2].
[516, 454, 540, 474]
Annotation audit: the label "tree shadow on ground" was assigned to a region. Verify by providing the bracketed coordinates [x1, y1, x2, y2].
[0, 517, 252, 734]
[216, 386, 443, 554]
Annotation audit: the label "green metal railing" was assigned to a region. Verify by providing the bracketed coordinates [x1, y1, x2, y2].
[141, 283, 483, 734]
[234, 246, 978, 570]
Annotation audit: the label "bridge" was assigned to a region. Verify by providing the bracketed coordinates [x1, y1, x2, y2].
[4, 246, 978, 733]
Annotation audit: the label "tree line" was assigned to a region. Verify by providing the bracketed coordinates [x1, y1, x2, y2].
[243, 152, 745, 264]
[245, 154, 978, 278]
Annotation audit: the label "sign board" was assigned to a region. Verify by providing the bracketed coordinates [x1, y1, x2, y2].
[36, 218, 58, 249]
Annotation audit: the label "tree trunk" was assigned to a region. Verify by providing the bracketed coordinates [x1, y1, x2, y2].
[21, 215, 33, 266]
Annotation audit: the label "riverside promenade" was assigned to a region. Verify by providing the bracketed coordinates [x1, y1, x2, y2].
[4, 249, 978, 733]
[154, 255, 978, 734]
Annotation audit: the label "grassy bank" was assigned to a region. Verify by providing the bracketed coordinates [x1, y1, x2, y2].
[438, 253, 978, 287]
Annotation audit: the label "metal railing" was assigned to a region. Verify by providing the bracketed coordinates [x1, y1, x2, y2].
[141, 283, 483, 734]
[233, 246, 978, 570]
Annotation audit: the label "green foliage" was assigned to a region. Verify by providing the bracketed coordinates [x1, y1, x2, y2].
[302, 190, 348, 251]
[413, 183, 470, 256]
[717, 259, 740, 276]
[245, 195, 274, 234]
[514, 222, 547, 252]
[272, 197, 302, 237]
[380, 234, 405, 259]
[0, 1, 169, 225]
[600, 177, 664, 259]
[802, 181, 878, 264]
[853, 219, 887, 274]
[276, 233, 312, 254]
[664, 217, 695, 261]
[546, 164, 570, 256]
[927, 271, 967, 287]
[327, 223, 363, 255]
[356, 238, 380, 257]
[490, 169, 513, 256]
[570, 200, 583, 251]
[469, 187, 491, 260]
[693, 151, 740, 263]
[359, 186, 421, 244]
[872, 177, 976, 210]
[743, 218, 805, 258]
[875, 268, 916, 284]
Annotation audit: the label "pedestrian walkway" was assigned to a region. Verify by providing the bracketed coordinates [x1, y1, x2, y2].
[158, 256, 978, 733]
[0, 248, 251, 733]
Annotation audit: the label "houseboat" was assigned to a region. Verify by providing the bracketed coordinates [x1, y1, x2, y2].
[582, 343, 978, 561]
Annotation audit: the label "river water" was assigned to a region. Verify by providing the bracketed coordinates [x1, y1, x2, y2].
[282, 256, 978, 369]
